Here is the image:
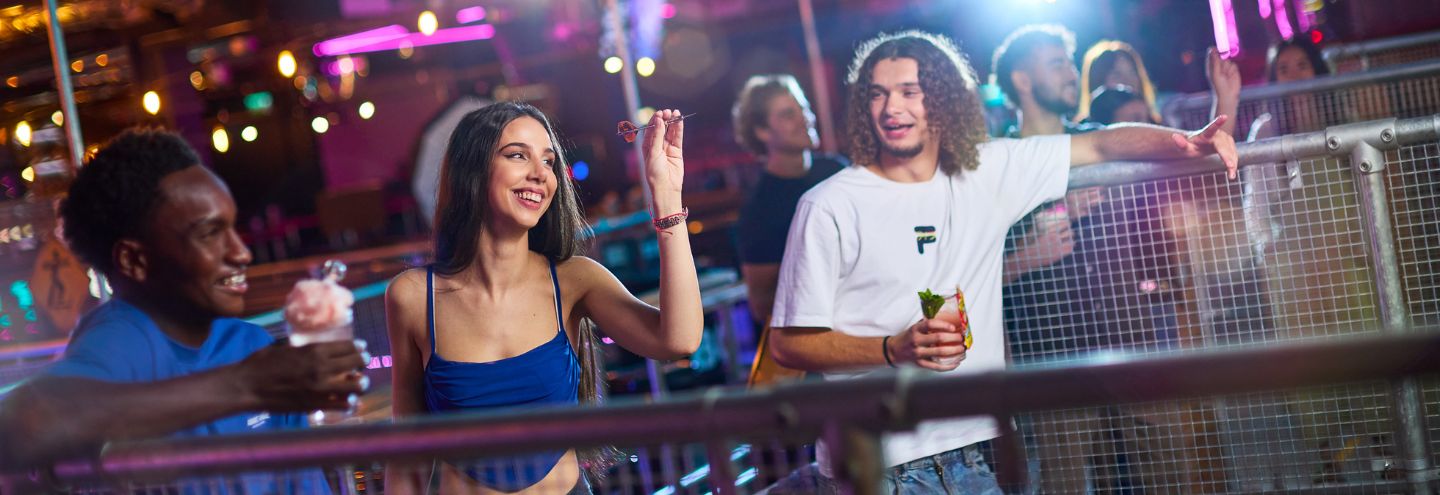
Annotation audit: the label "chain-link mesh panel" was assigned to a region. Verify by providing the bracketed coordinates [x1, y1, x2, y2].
[1007, 157, 1377, 368]
[1003, 153, 1399, 492]
[1166, 73, 1440, 140]
[1387, 142, 1440, 327]
[1386, 142, 1440, 473]
[1331, 42, 1440, 74]
[1010, 381, 1404, 494]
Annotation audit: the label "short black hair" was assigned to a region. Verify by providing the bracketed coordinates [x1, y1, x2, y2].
[1086, 84, 1148, 125]
[990, 24, 1076, 107]
[60, 128, 201, 276]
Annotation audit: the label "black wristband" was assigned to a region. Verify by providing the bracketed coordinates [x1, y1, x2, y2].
[882, 336, 896, 368]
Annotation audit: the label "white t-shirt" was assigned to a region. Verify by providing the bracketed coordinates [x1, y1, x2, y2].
[771, 135, 1071, 471]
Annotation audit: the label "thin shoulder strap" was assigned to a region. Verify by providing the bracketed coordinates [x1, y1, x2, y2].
[548, 259, 565, 331]
[426, 266, 437, 354]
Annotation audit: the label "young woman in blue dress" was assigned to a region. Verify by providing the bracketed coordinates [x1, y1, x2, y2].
[385, 102, 703, 494]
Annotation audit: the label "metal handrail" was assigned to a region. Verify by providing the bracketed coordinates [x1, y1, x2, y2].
[1069, 114, 1439, 188]
[1323, 30, 1440, 64]
[7, 331, 1436, 486]
[1161, 59, 1440, 117]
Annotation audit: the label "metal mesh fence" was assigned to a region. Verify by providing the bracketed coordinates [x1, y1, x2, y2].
[1012, 382, 1404, 494]
[1330, 36, 1440, 74]
[1006, 155, 1378, 366]
[999, 141, 1438, 491]
[1164, 70, 1440, 141]
[1386, 141, 1440, 475]
[1388, 142, 1440, 328]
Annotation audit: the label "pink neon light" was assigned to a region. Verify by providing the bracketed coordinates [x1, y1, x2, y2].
[660, 3, 676, 19]
[1209, 0, 1240, 58]
[1259, 0, 1271, 19]
[313, 24, 408, 57]
[456, 6, 487, 24]
[1273, 0, 1294, 40]
[315, 24, 496, 56]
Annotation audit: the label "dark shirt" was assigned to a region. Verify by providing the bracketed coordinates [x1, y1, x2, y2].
[1004, 121, 1185, 363]
[735, 154, 848, 265]
[1003, 122, 1107, 361]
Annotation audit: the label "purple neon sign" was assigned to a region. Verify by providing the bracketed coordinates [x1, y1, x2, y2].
[314, 23, 496, 57]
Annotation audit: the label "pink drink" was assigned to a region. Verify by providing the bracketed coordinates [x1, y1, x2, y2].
[929, 292, 971, 367]
[283, 260, 357, 424]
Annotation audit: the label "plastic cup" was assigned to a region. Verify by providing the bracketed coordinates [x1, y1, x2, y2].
[289, 320, 359, 425]
[928, 293, 971, 367]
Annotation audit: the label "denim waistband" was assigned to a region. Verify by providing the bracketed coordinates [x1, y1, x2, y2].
[891, 445, 982, 475]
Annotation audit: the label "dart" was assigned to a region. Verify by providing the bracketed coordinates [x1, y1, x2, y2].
[616, 113, 696, 143]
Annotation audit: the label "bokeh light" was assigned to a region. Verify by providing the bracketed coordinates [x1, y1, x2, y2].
[277, 50, 297, 77]
[142, 91, 161, 115]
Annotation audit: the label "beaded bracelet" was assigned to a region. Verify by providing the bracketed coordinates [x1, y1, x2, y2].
[653, 207, 689, 231]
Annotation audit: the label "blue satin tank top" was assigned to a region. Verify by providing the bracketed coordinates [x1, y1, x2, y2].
[422, 261, 581, 491]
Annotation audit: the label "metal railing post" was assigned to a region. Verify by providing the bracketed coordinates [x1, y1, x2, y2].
[823, 421, 884, 495]
[1336, 118, 1434, 494]
[705, 439, 742, 495]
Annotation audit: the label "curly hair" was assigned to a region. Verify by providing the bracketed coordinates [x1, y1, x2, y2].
[845, 30, 988, 174]
[990, 24, 1076, 108]
[731, 74, 810, 156]
[59, 128, 201, 276]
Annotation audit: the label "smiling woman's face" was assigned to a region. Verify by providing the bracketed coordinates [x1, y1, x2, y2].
[486, 116, 559, 230]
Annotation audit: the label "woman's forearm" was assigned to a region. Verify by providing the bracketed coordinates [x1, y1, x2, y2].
[653, 194, 704, 357]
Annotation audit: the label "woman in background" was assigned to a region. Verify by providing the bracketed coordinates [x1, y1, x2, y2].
[1084, 84, 1157, 126]
[1075, 40, 1162, 124]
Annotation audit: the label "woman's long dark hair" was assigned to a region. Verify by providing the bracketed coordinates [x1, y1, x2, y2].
[431, 101, 618, 476]
[1264, 38, 1339, 134]
[1266, 37, 1331, 83]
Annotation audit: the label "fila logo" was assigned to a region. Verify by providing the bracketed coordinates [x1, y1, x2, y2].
[915, 226, 936, 254]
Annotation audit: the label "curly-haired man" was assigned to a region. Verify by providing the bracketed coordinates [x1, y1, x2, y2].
[766, 30, 1236, 494]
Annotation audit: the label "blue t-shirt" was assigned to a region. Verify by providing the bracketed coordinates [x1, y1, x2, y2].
[47, 299, 327, 494]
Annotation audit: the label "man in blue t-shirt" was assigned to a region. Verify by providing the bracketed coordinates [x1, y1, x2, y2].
[730, 74, 848, 387]
[0, 129, 367, 484]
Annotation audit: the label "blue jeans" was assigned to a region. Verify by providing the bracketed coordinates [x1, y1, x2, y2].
[758, 445, 1002, 495]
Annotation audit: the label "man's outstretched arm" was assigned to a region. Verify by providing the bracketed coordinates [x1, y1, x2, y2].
[0, 341, 365, 469]
[1071, 116, 1240, 180]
